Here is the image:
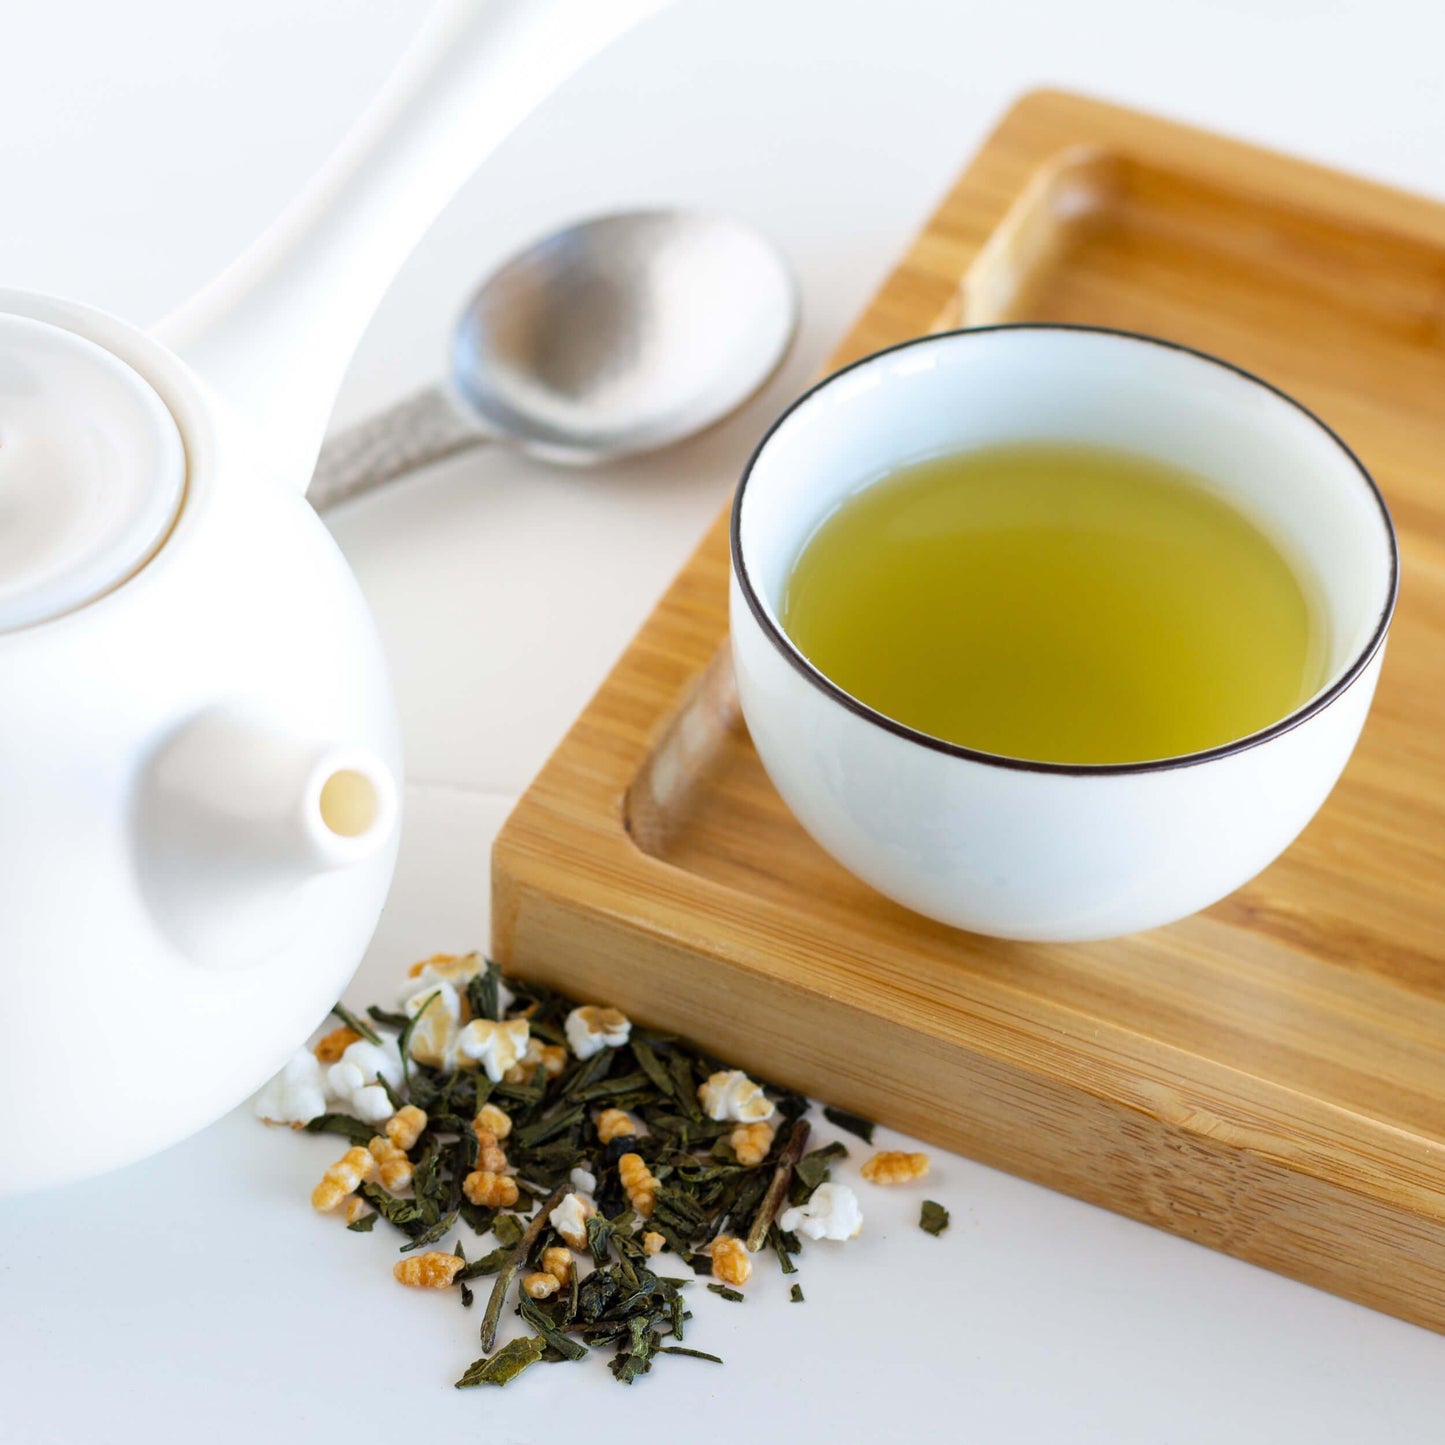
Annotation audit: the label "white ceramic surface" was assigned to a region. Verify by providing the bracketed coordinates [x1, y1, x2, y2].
[0, 0, 668, 1196]
[6, 4, 1445, 1443]
[732, 326, 1397, 940]
[0, 287, 405, 1194]
[0, 313, 184, 631]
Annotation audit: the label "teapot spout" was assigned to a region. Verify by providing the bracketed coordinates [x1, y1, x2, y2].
[136, 710, 400, 969]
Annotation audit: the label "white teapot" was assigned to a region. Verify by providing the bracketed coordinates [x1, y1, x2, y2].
[0, 0, 666, 1195]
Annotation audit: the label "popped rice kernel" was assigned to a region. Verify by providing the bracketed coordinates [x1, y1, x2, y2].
[778, 1182, 863, 1241]
[618, 1152, 658, 1219]
[475, 1102, 512, 1141]
[253, 1047, 327, 1127]
[522, 1271, 561, 1300]
[406, 952, 481, 984]
[596, 1108, 637, 1145]
[710, 1234, 752, 1287]
[473, 1126, 509, 1175]
[698, 1070, 775, 1123]
[456, 1017, 529, 1084]
[368, 1135, 414, 1193]
[401, 982, 461, 1069]
[462, 1170, 519, 1208]
[325, 1037, 402, 1123]
[310, 1146, 376, 1213]
[393, 1251, 464, 1289]
[860, 1150, 930, 1185]
[540, 1246, 574, 1285]
[642, 1231, 665, 1256]
[342, 1195, 371, 1226]
[549, 1192, 597, 1250]
[313, 1026, 360, 1064]
[385, 1104, 427, 1152]
[730, 1121, 775, 1167]
[565, 1005, 632, 1060]
[505, 1039, 569, 1084]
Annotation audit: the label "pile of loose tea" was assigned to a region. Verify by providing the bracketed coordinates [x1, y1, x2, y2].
[256, 952, 948, 1388]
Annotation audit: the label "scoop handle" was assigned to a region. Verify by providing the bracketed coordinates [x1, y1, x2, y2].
[155, 0, 669, 490]
[307, 385, 491, 511]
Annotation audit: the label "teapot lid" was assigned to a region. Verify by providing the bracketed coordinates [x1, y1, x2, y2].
[0, 313, 185, 632]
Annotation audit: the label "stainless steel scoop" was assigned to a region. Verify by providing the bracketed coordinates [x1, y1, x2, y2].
[308, 209, 798, 509]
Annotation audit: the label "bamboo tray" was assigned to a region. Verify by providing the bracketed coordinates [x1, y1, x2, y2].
[493, 90, 1445, 1331]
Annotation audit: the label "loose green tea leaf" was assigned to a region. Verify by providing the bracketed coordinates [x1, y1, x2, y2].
[518, 1298, 589, 1362]
[406, 1068, 441, 1110]
[455, 1240, 475, 1307]
[492, 1213, 524, 1248]
[400, 1207, 460, 1252]
[794, 1141, 848, 1193]
[571, 1072, 652, 1105]
[466, 958, 503, 1023]
[365, 1004, 409, 1030]
[397, 989, 441, 1093]
[513, 1104, 585, 1150]
[652, 1186, 708, 1243]
[357, 1183, 427, 1234]
[728, 1170, 772, 1235]
[469, 1074, 494, 1113]
[707, 1284, 744, 1303]
[411, 1145, 446, 1216]
[920, 1200, 950, 1237]
[790, 1283, 804, 1303]
[630, 1037, 676, 1100]
[768, 1223, 797, 1275]
[775, 1091, 810, 1122]
[303, 1113, 376, 1146]
[479, 1185, 567, 1354]
[529, 1018, 568, 1048]
[585, 1212, 616, 1263]
[458, 1198, 495, 1235]
[455, 1244, 512, 1279]
[576, 1269, 621, 1323]
[669, 1052, 704, 1122]
[822, 1106, 875, 1144]
[555, 1050, 612, 1104]
[346, 1211, 377, 1233]
[493, 1072, 547, 1111]
[607, 1315, 666, 1384]
[455, 1335, 547, 1388]
[609, 1344, 651, 1383]
[330, 1002, 382, 1046]
[658, 1346, 723, 1364]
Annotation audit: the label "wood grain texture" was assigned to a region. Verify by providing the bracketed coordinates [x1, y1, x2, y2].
[493, 91, 1445, 1330]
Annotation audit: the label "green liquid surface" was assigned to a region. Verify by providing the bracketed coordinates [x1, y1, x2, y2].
[780, 442, 1324, 765]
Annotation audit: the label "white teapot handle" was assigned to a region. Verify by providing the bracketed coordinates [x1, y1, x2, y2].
[155, 0, 669, 490]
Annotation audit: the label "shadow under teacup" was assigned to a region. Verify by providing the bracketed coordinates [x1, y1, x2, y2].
[729, 324, 1398, 942]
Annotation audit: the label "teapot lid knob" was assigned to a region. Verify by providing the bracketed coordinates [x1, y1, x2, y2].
[0, 311, 184, 633]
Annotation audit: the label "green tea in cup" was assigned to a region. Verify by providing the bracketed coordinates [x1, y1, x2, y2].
[780, 441, 1326, 766]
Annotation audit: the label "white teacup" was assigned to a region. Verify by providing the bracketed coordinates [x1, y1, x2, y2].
[730, 325, 1398, 942]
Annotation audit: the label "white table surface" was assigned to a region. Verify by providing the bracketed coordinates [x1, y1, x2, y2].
[4, 2, 1444, 1439]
